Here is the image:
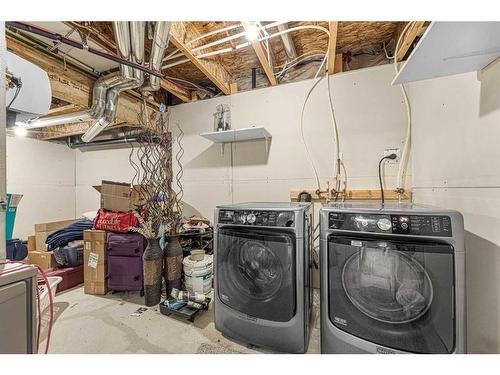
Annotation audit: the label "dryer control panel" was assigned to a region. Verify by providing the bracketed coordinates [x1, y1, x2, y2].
[328, 212, 452, 237]
[219, 210, 295, 227]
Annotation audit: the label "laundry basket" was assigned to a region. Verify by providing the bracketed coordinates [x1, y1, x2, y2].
[37, 276, 62, 313]
[53, 245, 84, 267]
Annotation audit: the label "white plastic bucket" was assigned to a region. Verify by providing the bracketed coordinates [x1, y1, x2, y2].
[38, 276, 62, 313]
[183, 254, 213, 294]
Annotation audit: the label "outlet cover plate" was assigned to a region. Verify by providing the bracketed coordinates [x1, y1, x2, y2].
[384, 148, 401, 164]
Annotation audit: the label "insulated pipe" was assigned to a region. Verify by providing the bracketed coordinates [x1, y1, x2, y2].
[82, 21, 145, 143]
[142, 22, 171, 92]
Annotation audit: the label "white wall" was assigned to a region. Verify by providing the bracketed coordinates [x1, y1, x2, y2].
[73, 65, 409, 222]
[74, 147, 141, 217]
[6, 135, 77, 239]
[408, 61, 500, 353]
[167, 64, 409, 220]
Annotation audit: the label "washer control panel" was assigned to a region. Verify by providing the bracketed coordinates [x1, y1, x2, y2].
[219, 210, 295, 227]
[328, 212, 452, 237]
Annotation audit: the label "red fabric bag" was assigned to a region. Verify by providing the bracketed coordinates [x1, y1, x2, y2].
[94, 208, 139, 233]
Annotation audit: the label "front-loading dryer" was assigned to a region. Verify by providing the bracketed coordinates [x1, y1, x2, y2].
[214, 202, 313, 353]
[320, 203, 466, 354]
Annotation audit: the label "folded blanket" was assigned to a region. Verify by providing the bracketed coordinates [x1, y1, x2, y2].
[46, 219, 94, 250]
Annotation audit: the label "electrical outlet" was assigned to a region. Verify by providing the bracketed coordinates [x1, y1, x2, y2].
[383, 148, 401, 164]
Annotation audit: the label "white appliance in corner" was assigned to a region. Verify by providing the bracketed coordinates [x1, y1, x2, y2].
[0, 263, 37, 353]
[6, 50, 52, 123]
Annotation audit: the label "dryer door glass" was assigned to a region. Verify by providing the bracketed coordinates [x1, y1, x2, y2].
[217, 227, 296, 322]
[328, 235, 455, 354]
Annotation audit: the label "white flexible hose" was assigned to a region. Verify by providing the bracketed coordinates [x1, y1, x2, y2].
[327, 71, 342, 192]
[394, 22, 415, 194]
[299, 52, 329, 191]
[300, 75, 325, 191]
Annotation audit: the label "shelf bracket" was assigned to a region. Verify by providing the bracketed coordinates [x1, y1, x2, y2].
[220, 143, 225, 157]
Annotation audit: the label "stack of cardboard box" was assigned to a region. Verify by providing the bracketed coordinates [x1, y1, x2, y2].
[27, 218, 79, 269]
[82, 180, 146, 295]
[83, 229, 109, 295]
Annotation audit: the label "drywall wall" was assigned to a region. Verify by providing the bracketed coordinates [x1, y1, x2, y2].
[6, 135, 76, 239]
[408, 60, 500, 353]
[74, 64, 410, 220]
[167, 64, 410, 219]
[74, 146, 143, 216]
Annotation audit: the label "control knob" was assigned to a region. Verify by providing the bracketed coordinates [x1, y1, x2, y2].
[377, 218, 392, 231]
[246, 213, 256, 224]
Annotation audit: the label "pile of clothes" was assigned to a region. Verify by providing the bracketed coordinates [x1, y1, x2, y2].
[46, 219, 94, 250]
[47, 219, 94, 267]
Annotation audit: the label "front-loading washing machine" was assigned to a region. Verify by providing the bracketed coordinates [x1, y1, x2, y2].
[214, 202, 313, 353]
[320, 203, 466, 354]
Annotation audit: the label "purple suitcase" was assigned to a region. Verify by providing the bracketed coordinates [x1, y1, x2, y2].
[107, 233, 146, 293]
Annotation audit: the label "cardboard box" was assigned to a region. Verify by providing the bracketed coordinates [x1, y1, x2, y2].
[27, 251, 57, 269]
[93, 180, 146, 212]
[34, 218, 80, 251]
[83, 229, 108, 295]
[27, 235, 36, 252]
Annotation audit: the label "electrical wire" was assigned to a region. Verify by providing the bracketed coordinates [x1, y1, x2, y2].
[378, 154, 398, 205]
[379, 156, 387, 205]
[6, 83, 22, 110]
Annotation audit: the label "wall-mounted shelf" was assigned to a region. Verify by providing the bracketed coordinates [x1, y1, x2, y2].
[393, 22, 500, 85]
[200, 127, 272, 156]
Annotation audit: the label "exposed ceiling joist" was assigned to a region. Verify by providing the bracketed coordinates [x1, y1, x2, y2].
[63, 21, 117, 53]
[242, 22, 277, 86]
[47, 103, 78, 115]
[39, 121, 128, 140]
[160, 80, 192, 103]
[396, 21, 427, 61]
[169, 22, 232, 95]
[328, 22, 339, 75]
[62, 22, 193, 103]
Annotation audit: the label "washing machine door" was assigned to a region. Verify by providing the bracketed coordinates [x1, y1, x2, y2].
[217, 227, 296, 322]
[328, 235, 455, 354]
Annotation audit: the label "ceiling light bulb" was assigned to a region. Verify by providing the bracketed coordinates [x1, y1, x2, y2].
[245, 24, 260, 42]
[14, 126, 28, 137]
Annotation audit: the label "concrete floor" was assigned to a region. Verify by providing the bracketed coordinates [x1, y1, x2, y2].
[39, 286, 321, 354]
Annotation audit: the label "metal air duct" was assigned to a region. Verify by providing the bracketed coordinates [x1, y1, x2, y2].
[26, 72, 122, 129]
[142, 22, 171, 92]
[81, 21, 146, 142]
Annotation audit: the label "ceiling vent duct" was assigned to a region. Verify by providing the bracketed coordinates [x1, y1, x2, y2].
[81, 21, 146, 142]
[277, 23, 297, 60]
[24, 22, 148, 143]
[142, 22, 171, 92]
[21, 22, 170, 141]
